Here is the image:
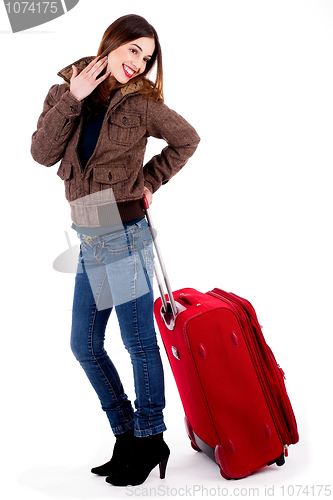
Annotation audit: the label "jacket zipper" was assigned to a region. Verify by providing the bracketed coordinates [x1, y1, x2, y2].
[207, 290, 291, 445]
[76, 93, 132, 180]
[75, 114, 85, 179]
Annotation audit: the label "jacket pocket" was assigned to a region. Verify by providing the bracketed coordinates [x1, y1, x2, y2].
[57, 161, 73, 200]
[108, 112, 141, 145]
[93, 164, 129, 199]
[57, 161, 73, 180]
[93, 164, 129, 184]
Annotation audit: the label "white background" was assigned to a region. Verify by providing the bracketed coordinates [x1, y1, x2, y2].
[1, 0, 332, 498]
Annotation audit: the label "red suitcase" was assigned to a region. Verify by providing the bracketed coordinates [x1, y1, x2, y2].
[143, 198, 299, 479]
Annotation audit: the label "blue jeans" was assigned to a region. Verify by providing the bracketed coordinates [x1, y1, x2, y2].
[70, 218, 166, 437]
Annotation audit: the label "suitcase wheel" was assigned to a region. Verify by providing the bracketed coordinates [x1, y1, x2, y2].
[191, 441, 202, 452]
[184, 416, 202, 452]
[275, 453, 285, 467]
[268, 452, 285, 467]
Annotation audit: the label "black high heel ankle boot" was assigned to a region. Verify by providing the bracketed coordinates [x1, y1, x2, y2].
[106, 433, 170, 487]
[91, 428, 135, 477]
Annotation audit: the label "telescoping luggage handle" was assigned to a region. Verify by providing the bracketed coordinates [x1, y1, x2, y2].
[143, 195, 178, 321]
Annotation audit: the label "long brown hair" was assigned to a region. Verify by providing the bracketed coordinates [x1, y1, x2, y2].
[85, 14, 163, 119]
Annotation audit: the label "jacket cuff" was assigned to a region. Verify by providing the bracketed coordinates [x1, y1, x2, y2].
[144, 180, 155, 194]
[56, 91, 83, 117]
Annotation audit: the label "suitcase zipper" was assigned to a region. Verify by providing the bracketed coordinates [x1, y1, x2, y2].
[207, 289, 291, 445]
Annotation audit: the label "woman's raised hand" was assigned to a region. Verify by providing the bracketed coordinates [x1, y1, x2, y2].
[69, 56, 110, 102]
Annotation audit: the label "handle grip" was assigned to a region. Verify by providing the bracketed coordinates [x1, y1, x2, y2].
[178, 293, 201, 306]
[142, 194, 150, 210]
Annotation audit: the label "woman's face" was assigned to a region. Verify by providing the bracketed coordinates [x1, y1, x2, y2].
[107, 37, 155, 84]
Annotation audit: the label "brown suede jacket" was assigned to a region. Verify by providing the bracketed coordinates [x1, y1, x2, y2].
[31, 57, 200, 228]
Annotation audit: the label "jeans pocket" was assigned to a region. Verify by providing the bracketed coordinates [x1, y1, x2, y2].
[143, 240, 155, 277]
[102, 232, 130, 255]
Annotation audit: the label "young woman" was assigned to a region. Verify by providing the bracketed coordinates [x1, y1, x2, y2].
[31, 14, 200, 487]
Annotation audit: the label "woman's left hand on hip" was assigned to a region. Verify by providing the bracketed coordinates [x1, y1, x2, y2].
[143, 186, 153, 206]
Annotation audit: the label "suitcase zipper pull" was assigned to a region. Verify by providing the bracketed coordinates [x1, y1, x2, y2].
[284, 444, 289, 457]
[278, 364, 286, 379]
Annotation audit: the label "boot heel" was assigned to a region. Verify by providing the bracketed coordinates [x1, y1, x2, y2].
[159, 456, 169, 479]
